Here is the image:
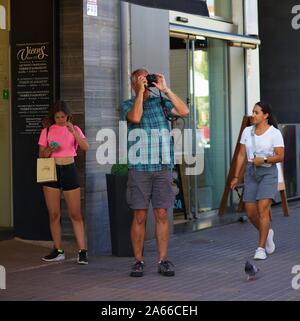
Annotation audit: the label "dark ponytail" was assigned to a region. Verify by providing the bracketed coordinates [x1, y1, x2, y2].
[255, 101, 278, 128]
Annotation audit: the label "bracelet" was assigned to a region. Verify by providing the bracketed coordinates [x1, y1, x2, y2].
[233, 176, 239, 179]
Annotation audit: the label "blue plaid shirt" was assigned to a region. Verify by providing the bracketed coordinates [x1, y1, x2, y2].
[121, 96, 175, 172]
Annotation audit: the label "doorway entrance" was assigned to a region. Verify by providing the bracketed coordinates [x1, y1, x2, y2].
[170, 34, 230, 220]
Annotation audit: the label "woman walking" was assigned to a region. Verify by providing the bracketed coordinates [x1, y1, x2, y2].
[231, 102, 284, 260]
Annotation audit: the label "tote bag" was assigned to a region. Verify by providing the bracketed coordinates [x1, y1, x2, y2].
[37, 157, 57, 183]
[37, 126, 57, 183]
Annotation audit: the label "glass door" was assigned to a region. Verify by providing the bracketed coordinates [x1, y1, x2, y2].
[192, 38, 230, 216]
[0, 0, 12, 227]
[170, 34, 230, 219]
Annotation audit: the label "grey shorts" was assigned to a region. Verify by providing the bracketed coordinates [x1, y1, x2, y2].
[243, 163, 278, 203]
[126, 169, 175, 209]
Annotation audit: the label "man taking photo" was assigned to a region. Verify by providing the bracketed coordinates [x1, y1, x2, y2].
[121, 68, 189, 277]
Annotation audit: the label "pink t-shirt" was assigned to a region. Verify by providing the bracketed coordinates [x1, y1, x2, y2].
[38, 124, 86, 157]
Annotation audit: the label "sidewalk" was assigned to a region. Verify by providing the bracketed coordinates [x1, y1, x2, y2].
[1, 201, 300, 301]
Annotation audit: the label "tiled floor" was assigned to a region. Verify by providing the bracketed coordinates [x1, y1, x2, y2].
[1, 201, 300, 301]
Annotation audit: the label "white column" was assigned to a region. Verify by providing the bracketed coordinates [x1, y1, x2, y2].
[244, 0, 260, 114]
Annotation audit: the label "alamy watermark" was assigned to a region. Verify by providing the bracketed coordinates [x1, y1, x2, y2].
[0, 265, 6, 290]
[95, 121, 205, 175]
[291, 265, 300, 290]
[291, 5, 300, 30]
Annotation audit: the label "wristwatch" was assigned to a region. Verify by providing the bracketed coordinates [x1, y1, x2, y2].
[263, 156, 268, 164]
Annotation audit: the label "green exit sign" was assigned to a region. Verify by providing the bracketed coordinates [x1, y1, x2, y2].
[2, 89, 9, 100]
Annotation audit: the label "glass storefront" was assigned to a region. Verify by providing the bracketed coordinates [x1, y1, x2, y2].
[170, 35, 230, 218]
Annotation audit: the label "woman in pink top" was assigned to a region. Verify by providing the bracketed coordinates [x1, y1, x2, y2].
[38, 100, 89, 264]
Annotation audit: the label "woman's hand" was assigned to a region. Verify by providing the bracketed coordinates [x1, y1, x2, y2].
[39, 145, 59, 158]
[230, 177, 239, 190]
[66, 121, 76, 135]
[253, 156, 264, 167]
[49, 145, 59, 152]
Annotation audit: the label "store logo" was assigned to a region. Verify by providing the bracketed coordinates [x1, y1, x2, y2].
[0, 265, 6, 290]
[291, 265, 300, 290]
[291, 5, 300, 30]
[17, 45, 48, 61]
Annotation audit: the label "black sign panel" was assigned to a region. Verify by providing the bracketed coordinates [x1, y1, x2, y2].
[14, 43, 51, 134]
[11, 0, 58, 240]
[121, 0, 209, 16]
[173, 165, 186, 214]
[258, 0, 300, 123]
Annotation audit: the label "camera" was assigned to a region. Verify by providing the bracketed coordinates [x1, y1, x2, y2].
[146, 74, 157, 87]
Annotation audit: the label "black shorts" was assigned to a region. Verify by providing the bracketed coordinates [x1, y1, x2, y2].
[42, 163, 80, 191]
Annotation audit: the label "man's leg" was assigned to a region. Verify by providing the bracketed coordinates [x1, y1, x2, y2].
[152, 169, 175, 276]
[126, 170, 152, 277]
[154, 207, 174, 276]
[154, 208, 169, 261]
[131, 209, 147, 262]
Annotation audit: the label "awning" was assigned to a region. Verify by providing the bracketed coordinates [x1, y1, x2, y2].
[120, 0, 209, 17]
[170, 24, 261, 46]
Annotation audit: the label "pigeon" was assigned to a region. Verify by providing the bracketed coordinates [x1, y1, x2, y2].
[245, 261, 259, 280]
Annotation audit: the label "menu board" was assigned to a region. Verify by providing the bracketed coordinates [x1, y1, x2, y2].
[11, 0, 57, 240]
[173, 165, 186, 214]
[15, 42, 51, 134]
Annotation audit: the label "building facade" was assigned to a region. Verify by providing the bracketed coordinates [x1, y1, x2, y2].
[258, 0, 300, 200]
[0, 0, 260, 254]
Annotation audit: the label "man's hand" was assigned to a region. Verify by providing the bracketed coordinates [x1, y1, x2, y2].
[136, 76, 147, 94]
[153, 73, 169, 93]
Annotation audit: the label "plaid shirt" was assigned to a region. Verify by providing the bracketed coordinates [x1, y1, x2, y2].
[121, 96, 175, 172]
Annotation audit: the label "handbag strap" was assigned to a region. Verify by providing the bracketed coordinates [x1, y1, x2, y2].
[73, 126, 78, 150]
[250, 126, 258, 175]
[251, 125, 256, 154]
[46, 126, 49, 147]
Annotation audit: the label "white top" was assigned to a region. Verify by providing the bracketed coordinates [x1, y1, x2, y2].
[240, 125, 284, 162]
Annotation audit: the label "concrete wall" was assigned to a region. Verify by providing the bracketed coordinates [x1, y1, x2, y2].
[59, 0, 85, 237]
[229, 0, 260, 153]
[244, 0, 260, 113]
[83, 0, 120, 255]
[229, 0, 246, 156]
[130, 4, 170, 84]
[60, 0, 120, 253]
